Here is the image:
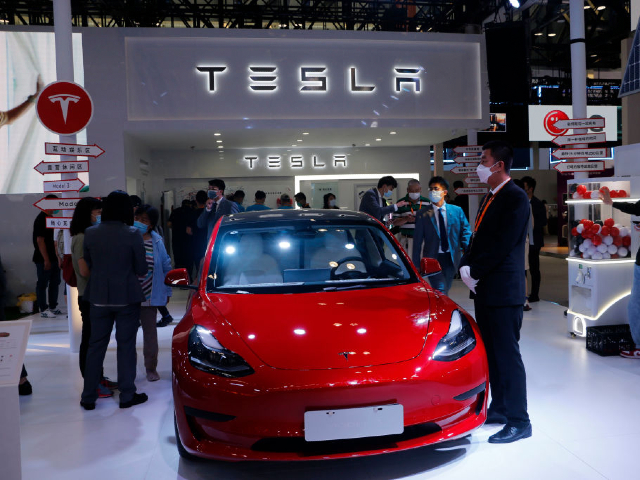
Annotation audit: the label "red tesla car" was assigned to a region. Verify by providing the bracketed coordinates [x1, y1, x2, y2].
[166, 209, 488, 461]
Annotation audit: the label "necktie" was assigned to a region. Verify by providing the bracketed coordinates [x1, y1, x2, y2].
[438, 207, 449, 253]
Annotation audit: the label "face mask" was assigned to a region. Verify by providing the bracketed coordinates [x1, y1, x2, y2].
[408, 192, 421, 201]
[329, 199, 337, 207]
[383, 190, 393, 199]
[429, 190, 443, 203]
[133, 221, 149, 235]
[92, 215, 101, 226]
[476, 164, 495, 184]
[207, 189, 219, 200]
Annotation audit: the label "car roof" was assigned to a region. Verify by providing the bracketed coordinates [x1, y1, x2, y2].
[221, 209, 380, 227]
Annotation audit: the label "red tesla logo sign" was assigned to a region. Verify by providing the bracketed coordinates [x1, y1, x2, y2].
[543, 109, 569, 136]
[36, 81, 93, 135]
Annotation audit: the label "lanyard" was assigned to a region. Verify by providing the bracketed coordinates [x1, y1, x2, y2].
[409, 200, 423, 215]
[474, 182, 507, 232]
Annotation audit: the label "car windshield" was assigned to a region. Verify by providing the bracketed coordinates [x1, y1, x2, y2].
[206, 222, 416, 294]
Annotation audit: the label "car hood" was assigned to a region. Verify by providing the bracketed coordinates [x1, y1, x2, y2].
[205, 283, 432, 370]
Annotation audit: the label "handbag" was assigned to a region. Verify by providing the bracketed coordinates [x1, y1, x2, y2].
[61, 254, 78, 287]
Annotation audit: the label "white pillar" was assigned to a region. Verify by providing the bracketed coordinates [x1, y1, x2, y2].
[467, 129, 480, 223]
[53, 0, 82, 353]
[570, 0, 589, 181]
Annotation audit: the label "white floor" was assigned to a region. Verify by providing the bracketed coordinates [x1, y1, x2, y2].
[15, 282, 640, 480]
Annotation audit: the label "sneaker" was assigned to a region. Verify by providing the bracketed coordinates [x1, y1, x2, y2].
[97, 383, 113, 398]
[101, 377, 118, 390]
[523, 304, 532, 312]
[19, 380, 33, 396]
[40, 310, 57, 318]
[156, 315, 173, 327]
[50, 308, 64, 315]
[119, 392, 148, 409]
[620, 348, 640, 359]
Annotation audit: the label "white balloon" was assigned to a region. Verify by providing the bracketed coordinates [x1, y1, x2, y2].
[590, 191, 600, 199]
[587, 246, 597, 255]
[577, 224, 584, 233]
[570, 250, 577, 257]
[583, 238, 592, 248]
[583, 252, 591, 259]
[597, 244, 608, 253]
[579, 243, 587, 252]
[603, 235, 614, 245]
[614, 223, 622, 229]
[603, 253, 611, 259]
[618, 247, 629, 257]
[592, 252, 603, 260]
[573, 192, 581, 199]
[619, 227, 630, 237]
[607, 244, 618, 254]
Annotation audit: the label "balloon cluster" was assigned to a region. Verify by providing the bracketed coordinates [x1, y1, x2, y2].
[572, 185, 628, 200]
[570, 217, 632, 259]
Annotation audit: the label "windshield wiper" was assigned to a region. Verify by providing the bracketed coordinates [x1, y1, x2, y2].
[323, 284, 370, 291]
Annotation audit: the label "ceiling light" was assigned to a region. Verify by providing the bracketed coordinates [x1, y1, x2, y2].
[591, 54, 597, 57]
[297, 139, 303, 142]
[534, 32, 543, 36]
[375, 138, 382, 141]
[584, 5, 589, 9]
[596, 6, 606, 11]
[365, 143, 370, 146]
[218, 145, 223, 148]
[509, 0, 520, 8]
[214, 133, 221, 136]
[548, 33, 556, 37]
[216, 140, 222, 143]
[390, 131, 397, 135]
[302, 132, 309, 135]
[291, 144, 297, 147]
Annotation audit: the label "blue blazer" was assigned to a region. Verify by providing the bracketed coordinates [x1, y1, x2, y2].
[197, 197, 239, 241]
[147, 231, 173, 307]
[412, 203, 471, 268]
[358, 188, 395, 222]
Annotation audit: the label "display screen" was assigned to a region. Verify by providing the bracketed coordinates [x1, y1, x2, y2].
[0, 31, 85, 194]
[482, 113, 507, 132]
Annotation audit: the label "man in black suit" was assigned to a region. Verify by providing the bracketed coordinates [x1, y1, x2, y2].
[521, 176, 547, 302]
[197, 179, 239, 240]
[459, 140, 532, 444]
[358, 176, 408, 224]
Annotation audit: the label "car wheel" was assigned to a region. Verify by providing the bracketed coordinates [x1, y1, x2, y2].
[174, 412, 199, 461]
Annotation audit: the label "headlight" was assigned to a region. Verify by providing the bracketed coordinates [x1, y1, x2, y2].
[188, 325, 254, 377]
[433, 310, 476, 361]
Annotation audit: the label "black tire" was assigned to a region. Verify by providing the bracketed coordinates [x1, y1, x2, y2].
[174, 412, 199, 461]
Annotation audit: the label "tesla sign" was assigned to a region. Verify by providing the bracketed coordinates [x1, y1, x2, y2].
[244, 154, 347, 170]
[36, 81, 93, 135]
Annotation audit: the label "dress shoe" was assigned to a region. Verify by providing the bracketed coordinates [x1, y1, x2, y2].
[485, 411, 508, 425]
[119, 392, 148, 409]
[528, 296, 540, 303]
[523, 304, 532, 312]
[488, 424, 532, 444]
[80, 400, 95, 411]
[18, 380, 32, 396]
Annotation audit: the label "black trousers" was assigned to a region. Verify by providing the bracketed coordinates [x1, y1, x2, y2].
[528, 246, 542, 299]
[35, 262, 61, 311]
[81, 303, 141, 404]
[474, 302, 530, 427]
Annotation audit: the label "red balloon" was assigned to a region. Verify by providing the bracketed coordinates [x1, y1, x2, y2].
[611, 227, 620, 237]
[612, 254, 619, 259]
[580, 218, 589, 225]
[613, 236, 623, 246]
[592, 235, 603, 246]
[610, 190, 619, 198]
[583, 220, 594, 229]
[599, 186, 609, 194]
[590, 224, 601, 234]
[571, 227, 578, 236]
[604, 218, 615, 227]
[577, 184, 587, 194]
[620, 190, 628, 197]
[623, 236, 632, 247]
[601, 226, 611, 236]
[583, 191, 592, 199]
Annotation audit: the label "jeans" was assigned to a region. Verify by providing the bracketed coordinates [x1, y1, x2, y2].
[35, 262, 61, 312]
[629, 264, 640, 349]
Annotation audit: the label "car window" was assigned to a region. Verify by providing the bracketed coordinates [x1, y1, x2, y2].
[206, 224, 415, 293]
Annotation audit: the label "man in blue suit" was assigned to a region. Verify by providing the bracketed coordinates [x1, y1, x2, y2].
[412, 176, 471, 295]
[358, 176, 408, 225]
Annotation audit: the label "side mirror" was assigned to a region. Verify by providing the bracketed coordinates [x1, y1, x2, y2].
[165, 268, 197, 290]
[420, 258, 442, 277]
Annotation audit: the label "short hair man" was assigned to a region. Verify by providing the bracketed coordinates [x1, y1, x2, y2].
[412, 176, 471, 293]
[32, 194, 62, 318]
[358, 176, 408, 224]
[520, 176, 547, 303]
[197, 179, 239, 240]
[279, 194, 294, 209]
[395, 179, 430, 256]
[294, 192, 310, 208]
[246, 190, 270, 212]
[459, 140, 532, 444]
[232, 190, 246, 212]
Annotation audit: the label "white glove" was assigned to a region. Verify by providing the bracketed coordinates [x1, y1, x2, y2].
[459, 265, 478, 294]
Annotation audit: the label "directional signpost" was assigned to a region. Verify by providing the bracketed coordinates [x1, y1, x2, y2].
[552, 117, 605, 130]
[552, 148, 607, 161]
[553, 161, 605, 174]
[453, 145, 483, 154]
[464, 175, 482, 185]
[552, 132, 606, 146]
[34, 160, 89, 175]
[453, 155, 482, 164]
[33, 197, 81, 213]
[43, 178, 85, 193]
[45, 217, 73, 230]
[45, 142, 104, 158]
[455, 187, 489, 196]
[451, 165, 478, 175]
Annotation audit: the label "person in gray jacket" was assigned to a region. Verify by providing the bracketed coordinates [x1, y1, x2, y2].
[358, 176, 408, 223]
[197, 179, 239, 241]
[80, 191, 148, 410]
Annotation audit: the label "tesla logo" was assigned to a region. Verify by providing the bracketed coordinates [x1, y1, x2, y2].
[339, 352, 350, 361]
[244, 154, 347, 170]
[48, 94, 81, 124]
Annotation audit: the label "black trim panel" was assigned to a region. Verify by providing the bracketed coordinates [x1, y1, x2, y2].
[184, 405, 236, 422]
[453, 382, 486, 401]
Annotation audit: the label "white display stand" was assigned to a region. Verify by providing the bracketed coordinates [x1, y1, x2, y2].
[0, 319, 32, 480]
[566, 177, 640, 336]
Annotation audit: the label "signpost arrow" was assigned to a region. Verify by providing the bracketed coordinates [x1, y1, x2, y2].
[43, 178, 86, 193]
[455, 187, 489, 195]
[45, 217, 73, 230]
[553, 161, 606, 174]
[552, 132, 606, 146]
[464, 175, 482, 185]
[552, 148, 608, 160]
[34, 160, 89, 175]
[451, 166, 478, 175]
[45, 142, 105, 158]
[33, 197, 81, 212]
[552, 117, 606, 130]
[453, 145, 483, 154]
[453, 155, 482, 164]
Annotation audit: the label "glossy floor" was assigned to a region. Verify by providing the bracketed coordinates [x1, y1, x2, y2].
[17, 283, 639, 480]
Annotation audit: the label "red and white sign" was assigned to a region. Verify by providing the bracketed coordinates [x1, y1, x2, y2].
[45, 142, 104, 158]
[552, 117, 606, 130]
[453, 155, 482, 164]
[36, 81, 94, 135]
[464, 175, 482, 185]
[552, 148, 608, 160]
[451, 166, 478, 175]
[43, 179, 85, 193]
[34, 197, 81, 212]
[45, 217, 73, 230]
[553, 161, 606, 174]
[552, 132, 606, 146]
[453, 145, 482, 154]
[455, 187, 489, 195]
[34, 160, 89, 175]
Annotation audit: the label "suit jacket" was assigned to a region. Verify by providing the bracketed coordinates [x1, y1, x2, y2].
[460, 179, 529, 307]
[412, 203, 471, 269]
[83, 221, 147, 305]
[358, 188, 395, 222]
[530, 195, 547, 248]
[197, 197, 239, 241]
